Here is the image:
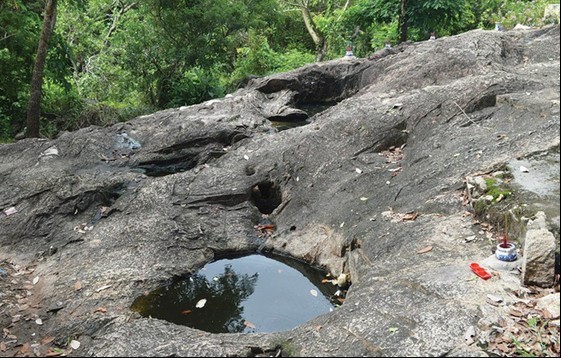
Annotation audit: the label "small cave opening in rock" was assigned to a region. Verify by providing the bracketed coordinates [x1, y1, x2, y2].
[270, 102, 338, 131]
[250, 181, 282, 214]
[130, 253, 344, 333]
[136, 156, 198, 177]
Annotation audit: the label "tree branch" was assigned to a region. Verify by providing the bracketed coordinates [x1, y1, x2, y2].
[102, 1, 137, 47]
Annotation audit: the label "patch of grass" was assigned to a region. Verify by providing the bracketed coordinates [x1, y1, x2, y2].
[484, 177, 512, 202]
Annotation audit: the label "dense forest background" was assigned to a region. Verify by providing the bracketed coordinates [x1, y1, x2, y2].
[1, 0, 559, 141]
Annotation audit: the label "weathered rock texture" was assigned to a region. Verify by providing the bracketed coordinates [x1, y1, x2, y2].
[522, 211, 556, 287]
[1, 26, 560, 357]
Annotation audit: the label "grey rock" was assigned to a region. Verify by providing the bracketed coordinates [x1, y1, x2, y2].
[0, 26, 560, 357]
[522, 212, 557, 287]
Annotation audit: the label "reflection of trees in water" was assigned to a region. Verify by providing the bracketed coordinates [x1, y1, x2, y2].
[176, 264, 258, 333]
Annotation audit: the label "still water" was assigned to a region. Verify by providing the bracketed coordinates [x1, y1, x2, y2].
[131, 254, 339, 333]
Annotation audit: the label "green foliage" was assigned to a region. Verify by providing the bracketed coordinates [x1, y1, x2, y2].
[1, 0, 558, 140]
[484, 177, 512, 202]
[169, 67, 225, 108]
[230, 30, 314, 87]
[348, 0, 476, 42]
[0, 0, 41, 138]
[477, 0, 560, 29]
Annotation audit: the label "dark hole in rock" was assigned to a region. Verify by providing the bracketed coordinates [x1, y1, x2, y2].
[296, 102, 338, 117]
[251, 181, 282, 214]
[270, 102, 337, 131]
[131, 253, 342, 333]
[136, 156, 197, 177]
[245, 165, 256, 176]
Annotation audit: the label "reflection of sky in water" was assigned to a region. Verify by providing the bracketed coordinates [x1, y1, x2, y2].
[132, 254, 336, 333]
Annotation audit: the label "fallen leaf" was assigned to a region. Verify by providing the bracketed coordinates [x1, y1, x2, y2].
[195, 299, 207, 308]
[509, 309, 524, 317]
[18, 304, 29, 311]
[486, 294, 503, 303]
[94, 307, 107, 314]
[69, 340, 80, 350]
[496, 343, 509, 352]
[417, 246, 433, 254]
[3, 207, 17, 216]
[19, 343, 29, 354]
[181, 310, 192, 315]
[336, 297, 345, 304]
[45, 350, 63, 357]
[244, 321, 256, 329]
[464, 326, 476, 344]
[310, 289, 318, 297]
[95, 285, 111, 293]
[41, 336, 56, 345]
[402, 212, 418, 221]
[33, 276, 40, 285]
[74, 281, 82, 291]
[321, 279, 331, 284]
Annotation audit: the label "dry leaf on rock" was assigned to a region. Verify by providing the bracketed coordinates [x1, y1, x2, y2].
[244, 321, 256, 329]
[19, 343, 29, 355]
[45, 350, 63, 357]
[41, 336, 56, 345]
[95, 285, 111, 293]
[402, 212, 418, 221]
[94, 307, 107, 314]
[417, 246, 433, 254]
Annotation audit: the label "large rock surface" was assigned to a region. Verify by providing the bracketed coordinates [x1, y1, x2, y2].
[1, 27, 559, 356]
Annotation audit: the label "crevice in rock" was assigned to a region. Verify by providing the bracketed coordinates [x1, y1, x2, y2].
[184, 192, 249, 207]
[136, 155, 198, 177]
[56, 182, 125, 216]
[464, 94, 498, 114]
[250, 181, 282, 215]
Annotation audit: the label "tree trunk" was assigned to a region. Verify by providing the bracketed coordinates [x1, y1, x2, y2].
[26, 0, 57, 138]
[398, 0, 408, 43]
[300, 5, 325, 62]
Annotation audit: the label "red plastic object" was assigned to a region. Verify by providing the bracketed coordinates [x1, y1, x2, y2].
[470, 263, 492, 280]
